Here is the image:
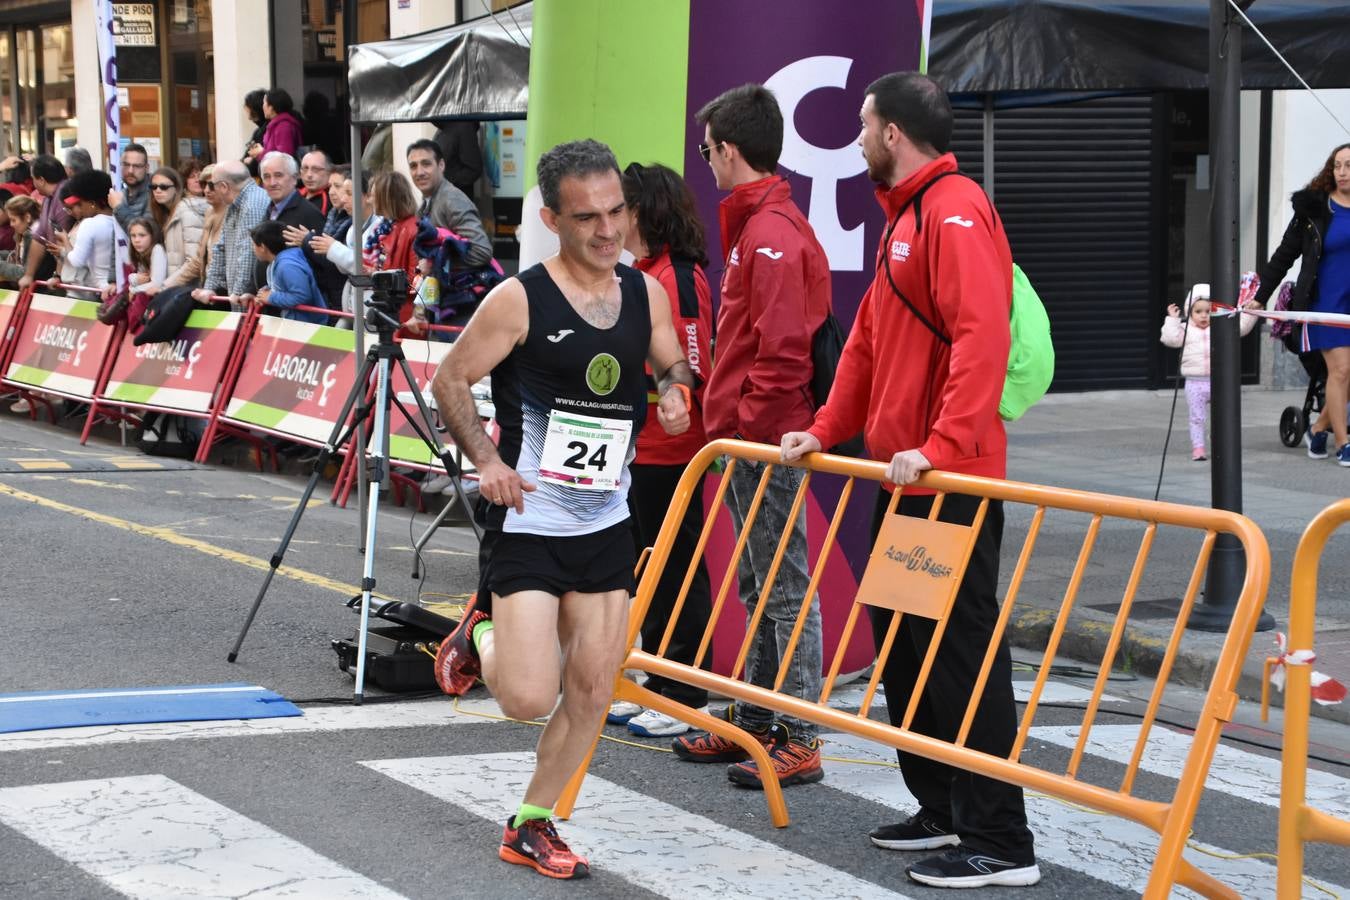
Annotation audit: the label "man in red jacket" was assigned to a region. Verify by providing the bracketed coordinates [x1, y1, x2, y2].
[782, 72, 1039, 889]
[671, 83, 831, 789]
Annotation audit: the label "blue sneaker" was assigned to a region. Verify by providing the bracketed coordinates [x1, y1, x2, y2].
[1339, 442, 1350, 467]
[1307, 428, 1330, 459]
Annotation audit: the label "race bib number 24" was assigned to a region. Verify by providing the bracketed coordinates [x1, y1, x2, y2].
[538, 410, 632, 491]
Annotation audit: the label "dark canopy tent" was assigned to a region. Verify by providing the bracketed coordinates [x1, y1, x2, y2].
[347, 2, 532, 125]
[929, 0, 1350, 93]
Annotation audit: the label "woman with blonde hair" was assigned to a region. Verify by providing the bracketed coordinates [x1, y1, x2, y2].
[363, 171, 426, 334]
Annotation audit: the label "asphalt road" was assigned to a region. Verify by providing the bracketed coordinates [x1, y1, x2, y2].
[1, 413, 1348, 899]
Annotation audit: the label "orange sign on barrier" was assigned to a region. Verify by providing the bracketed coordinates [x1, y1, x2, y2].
[559, 439, 1271, 899]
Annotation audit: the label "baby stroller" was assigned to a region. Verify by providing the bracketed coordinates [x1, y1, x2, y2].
[1272, 282, 1329, 447]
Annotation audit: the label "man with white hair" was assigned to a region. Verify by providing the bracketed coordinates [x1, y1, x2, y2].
[258, 151, 333, 308]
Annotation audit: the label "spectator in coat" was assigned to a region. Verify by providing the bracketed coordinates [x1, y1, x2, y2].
[109, 142, 151, 232]
[406, 138, 492, 266]
[147, 167, 206, 289]
[299, 150, 333, 216]
[240, 89, 268, 176]
[255, 89, 304, 161]
[195, 160, 269, 303]
[19, 154, 74, 290]
[166, 164, 225, 290]
[249, 219, 328, 324]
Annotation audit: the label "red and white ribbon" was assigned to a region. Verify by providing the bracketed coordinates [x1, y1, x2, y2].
[1269, 632, 1347, 706]
[1213, 304, 1350, 331]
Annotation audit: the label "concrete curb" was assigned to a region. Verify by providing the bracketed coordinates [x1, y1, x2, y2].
[1007, 606, 1350, 727]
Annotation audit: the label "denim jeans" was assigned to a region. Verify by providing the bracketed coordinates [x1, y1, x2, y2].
[725, 458, 822, 742]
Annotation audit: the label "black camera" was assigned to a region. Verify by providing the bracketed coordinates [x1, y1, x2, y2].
[371, 269, 407, 298]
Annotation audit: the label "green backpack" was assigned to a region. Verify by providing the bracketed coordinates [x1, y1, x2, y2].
[999, 264, 1054, 421]
[879, 171, 1055, 422]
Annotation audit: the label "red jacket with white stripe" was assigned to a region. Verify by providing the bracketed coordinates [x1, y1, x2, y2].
[808, 154, 1013, 482]
[703, 176, 831, 444]
[634, 250, 712, 465]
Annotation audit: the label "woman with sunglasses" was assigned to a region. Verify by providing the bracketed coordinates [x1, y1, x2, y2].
[605, 161, 717, 738]
[147, 167, 207, 290]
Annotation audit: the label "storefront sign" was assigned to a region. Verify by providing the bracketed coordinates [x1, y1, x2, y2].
[112, 3, 156, 47]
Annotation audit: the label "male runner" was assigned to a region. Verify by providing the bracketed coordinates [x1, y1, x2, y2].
[430, 139, 693, 880]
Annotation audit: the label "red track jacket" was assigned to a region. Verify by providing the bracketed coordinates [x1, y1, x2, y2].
[808, 154, 1012, 483]
[634, 250, 712, 466]
[703, 176, 831, 444]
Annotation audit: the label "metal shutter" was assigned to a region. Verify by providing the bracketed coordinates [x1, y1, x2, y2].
[952, 95, 1166, 391]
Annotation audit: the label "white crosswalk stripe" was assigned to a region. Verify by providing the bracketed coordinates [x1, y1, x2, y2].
[0, 775, 404, 899]
[1033, 723, 1350, 819]
[821, 731, 1350, 899]
[0, 704, 1346, 899]
[364, 750, 912, 899]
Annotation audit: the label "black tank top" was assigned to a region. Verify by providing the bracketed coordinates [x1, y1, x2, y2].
[485, 261, 651, 534]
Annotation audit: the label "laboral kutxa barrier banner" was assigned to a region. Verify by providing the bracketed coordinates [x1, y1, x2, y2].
[520, 0, 927, 676]
[2, 292, 119, 399]
[0, 288, 22, 370]
[222, 315, 357, 445]
[101, 309, 247, 415]
[384, 338, 450, 468]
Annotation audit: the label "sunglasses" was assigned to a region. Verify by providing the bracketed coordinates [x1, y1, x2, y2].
[150, 182, 176, 190]
[698, 140, 726, 162]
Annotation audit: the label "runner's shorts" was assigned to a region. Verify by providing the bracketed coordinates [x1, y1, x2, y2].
[479, 520, 637, 598]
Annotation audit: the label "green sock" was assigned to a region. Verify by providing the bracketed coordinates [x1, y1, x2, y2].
[512, 803, 552, 828]
[471, 619, 494, 653]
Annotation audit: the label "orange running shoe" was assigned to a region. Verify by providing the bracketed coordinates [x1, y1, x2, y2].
[499, 817, 590, 879]
[727, 722, 824, 788]
[671, 704, 772, 763]
[433, 593, 488, 696]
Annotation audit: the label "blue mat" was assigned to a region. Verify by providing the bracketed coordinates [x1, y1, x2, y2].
[0, 683, 303, 734]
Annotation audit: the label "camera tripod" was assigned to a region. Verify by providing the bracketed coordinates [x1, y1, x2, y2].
[227, 285, 481, 702]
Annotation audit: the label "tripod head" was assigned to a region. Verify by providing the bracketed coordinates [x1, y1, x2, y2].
[350, 269, 407, 346]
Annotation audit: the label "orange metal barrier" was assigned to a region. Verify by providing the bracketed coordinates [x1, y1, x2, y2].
[1269, 500, 1350, 898]
[559, 439, 1271, 899]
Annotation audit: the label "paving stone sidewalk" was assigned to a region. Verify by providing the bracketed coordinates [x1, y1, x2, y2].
[1004, 386, 1350, 724]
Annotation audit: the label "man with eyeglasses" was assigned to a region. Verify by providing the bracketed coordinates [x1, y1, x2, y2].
[671, 83, 832, 790]
[108, 142, 151, 232]
[299, 150, 333, 217]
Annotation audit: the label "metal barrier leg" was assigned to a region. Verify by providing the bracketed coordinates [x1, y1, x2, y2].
[1172, 857, 1240, 900]
[555, 677, 790, 828]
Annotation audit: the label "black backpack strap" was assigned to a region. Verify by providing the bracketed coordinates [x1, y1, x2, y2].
[875, 170, 967, 345]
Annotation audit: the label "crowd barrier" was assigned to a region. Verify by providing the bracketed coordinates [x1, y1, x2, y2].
[561, 439, 1271, 900]
[1, 286, 124, 424]
[1270, 499, 1350, 898]
[0, 287, 473, 493]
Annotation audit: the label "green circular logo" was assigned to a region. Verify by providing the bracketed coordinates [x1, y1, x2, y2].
[586, 353, 620, 396]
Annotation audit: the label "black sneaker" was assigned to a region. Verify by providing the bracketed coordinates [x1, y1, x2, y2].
[906, 847, 1041, 888]
[869, 812, 960, 851]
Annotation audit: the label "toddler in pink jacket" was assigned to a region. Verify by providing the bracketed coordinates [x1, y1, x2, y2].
[1160, 283, 1259, 460]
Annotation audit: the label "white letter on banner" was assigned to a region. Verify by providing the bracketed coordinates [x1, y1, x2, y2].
[74, 330, 89, 369]
[764, 55, 866, 271]
[185, 341, 203, 380]
[319, 364, 338, 407]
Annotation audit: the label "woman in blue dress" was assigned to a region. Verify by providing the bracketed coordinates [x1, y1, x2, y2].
[1257, 143, 1350, 465]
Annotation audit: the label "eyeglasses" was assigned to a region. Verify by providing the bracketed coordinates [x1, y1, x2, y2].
[698, 141, 726, 162]
[150, 182, 175, 191]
